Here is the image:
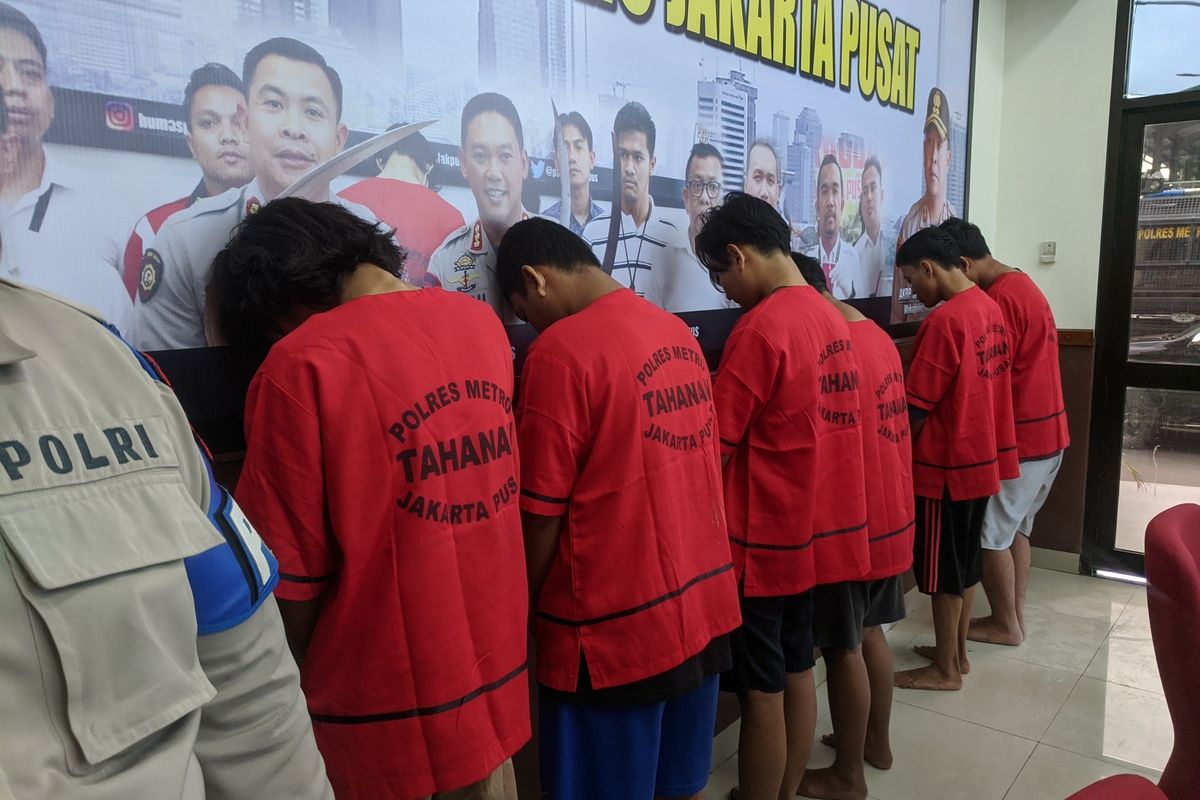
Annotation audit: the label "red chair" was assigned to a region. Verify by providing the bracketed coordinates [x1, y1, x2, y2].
[1145, 503, 1200, 799]
[1067, 502, 1198, 800]
[1066, 774, 1165, 800]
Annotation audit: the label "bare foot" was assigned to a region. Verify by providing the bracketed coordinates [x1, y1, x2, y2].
[912, 644, 971, 675]
[893, 664, 962, 691]
[797, 766, 868, 800]
[818, 733, 893, 771]
[864, 741, 894, 771]
[967, 615, 1023, 646]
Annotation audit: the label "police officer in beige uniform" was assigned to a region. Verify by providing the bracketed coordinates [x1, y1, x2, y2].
[0, 271, 333, 797]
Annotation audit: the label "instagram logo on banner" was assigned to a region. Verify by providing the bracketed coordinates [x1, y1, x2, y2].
[105, 100, 135, 132]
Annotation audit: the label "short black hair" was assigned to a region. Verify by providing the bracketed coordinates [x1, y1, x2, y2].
[792, 251, 828, 294]
[694, 191, 791, 273]
[183, 63, 243, 127]
[748, 139, 780, 174]
[559, 111, 593, 151]
[896, 226, 962, 271]
[818, 153, 843, 188]
[685, 141, 724, 179]
[939, 217, 992, 259]
[0, 3, 46, 67]
[863, 155, 883, 183]
[461, 92, 524, 149]
[614, 101, 656, 156]
[496, 217, 599, 298]
[209, 198, 406, 360]
[383, 121, 435, 170]
[243, 37, 343, 120]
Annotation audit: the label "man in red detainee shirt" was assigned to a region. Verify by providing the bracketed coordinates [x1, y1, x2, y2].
[207, 198, 529, 800]
[497, 217, 740, 800]
[338, 124, 465, 283]
[122, 63, 253, 297]
[941, 218, 1070, 648]
[695, 193, 868, 800]
[894, 226, 1018, 693]
[793, 252, 914, 798]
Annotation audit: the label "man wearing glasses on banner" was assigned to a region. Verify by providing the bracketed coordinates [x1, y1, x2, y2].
[656, 141, 734, 313]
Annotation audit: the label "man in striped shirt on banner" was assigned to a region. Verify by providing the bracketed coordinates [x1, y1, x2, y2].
[581, 101, 687, 309]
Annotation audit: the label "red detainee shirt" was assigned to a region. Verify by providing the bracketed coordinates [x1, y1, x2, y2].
[518, 289, 740, 693]
[848, 319, 915, 580]
[236, 290, 529, 800]
[339, 178, 466, 282]
[907, 285, 1019, 501]
[121, 182, 206, 298]
[715, 286, 869, 597]
[986, 271, 1070, 460]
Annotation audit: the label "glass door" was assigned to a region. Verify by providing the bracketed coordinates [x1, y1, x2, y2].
[1085, 109, 1200, 577]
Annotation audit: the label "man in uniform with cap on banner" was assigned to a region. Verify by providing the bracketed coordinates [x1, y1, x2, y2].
[121, 62, 254, 299]
[127, 36, 377, 351]
[892, 87, 956, 323]
[426, 92, 532, 324]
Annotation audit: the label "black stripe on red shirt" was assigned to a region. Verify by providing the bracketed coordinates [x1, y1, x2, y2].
[538, 563, 733, 627]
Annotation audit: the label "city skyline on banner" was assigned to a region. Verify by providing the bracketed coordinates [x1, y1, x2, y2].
[1, 0, 975, 339]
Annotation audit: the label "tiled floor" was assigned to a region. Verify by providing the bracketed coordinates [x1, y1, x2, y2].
[706, 568, 1173, 800]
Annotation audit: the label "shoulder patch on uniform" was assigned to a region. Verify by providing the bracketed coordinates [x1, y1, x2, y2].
[138, 248, 164, 303]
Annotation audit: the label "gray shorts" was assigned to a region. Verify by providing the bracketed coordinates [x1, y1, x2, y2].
[981, 452, 1063, 550]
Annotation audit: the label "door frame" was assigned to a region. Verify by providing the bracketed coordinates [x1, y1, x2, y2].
[1083, 0, 1200, 576]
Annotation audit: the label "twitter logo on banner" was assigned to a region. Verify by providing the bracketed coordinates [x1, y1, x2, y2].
[531, 159, 546, 179]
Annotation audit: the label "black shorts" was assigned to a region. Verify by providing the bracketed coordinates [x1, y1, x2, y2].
[723, 591, 815, 695]
[913, 490, 989, 596]
[863, 574, 907, 628]
[812, 581, 869, 651]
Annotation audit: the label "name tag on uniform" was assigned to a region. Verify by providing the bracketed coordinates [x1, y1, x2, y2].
[0, 416, 178, 496]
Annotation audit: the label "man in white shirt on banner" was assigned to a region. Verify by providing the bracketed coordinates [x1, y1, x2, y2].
[427, 92, 531, 324]
[853, 156, 895, 298]
[0, 3, 130, 326]
[743, 139, 781, 211]
[127, 37, 376, 350]
[658, 141, 733, 313]
[804, 153, 864, 300]
[581, 101, 687, 307]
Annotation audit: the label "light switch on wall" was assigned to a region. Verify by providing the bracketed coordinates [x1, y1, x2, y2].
[1039, 241, 1057, 264]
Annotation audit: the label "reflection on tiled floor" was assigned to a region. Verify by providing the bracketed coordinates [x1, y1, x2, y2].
[706, 568, 1172, 800]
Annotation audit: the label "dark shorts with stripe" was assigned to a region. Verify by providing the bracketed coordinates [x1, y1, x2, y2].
[913, 490, 989, 596]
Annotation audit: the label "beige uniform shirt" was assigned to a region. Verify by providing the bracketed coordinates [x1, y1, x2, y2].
[0, 279, 332, 799]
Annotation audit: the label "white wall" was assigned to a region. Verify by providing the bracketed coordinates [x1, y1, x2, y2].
[969, 0, 1118, 329]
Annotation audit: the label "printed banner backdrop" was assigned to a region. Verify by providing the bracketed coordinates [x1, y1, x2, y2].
[1, 0, 974, 353]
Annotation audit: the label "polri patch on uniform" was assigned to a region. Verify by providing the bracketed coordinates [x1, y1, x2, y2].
[138, 248, 164, 303]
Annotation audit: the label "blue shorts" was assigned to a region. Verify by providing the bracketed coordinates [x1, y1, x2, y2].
[539, 675, 719, 799]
